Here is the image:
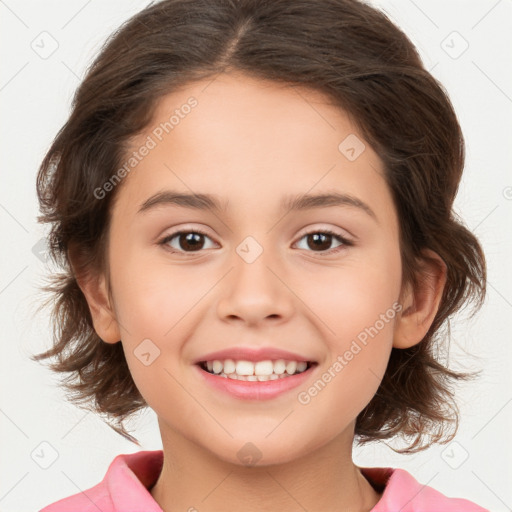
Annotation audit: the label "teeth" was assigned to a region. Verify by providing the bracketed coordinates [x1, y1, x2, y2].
[202, 358, 310, 379]
[212, 360, 223, 374]
[286, 361, 297, 375]
[223, 359, 236, 374]
[273, 360, 286, 375]
[254, 360, 273, 375]
[236, 360, 255, 376]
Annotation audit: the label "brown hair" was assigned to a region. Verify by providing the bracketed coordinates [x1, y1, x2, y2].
[31, 0, 486, 452]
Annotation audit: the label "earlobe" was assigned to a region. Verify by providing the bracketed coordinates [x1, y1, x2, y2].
[76, 270, 121, 345]
[393, 249, 447, 349]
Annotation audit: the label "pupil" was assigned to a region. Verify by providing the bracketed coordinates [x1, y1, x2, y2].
[181, 233, 204, 251]
[309, 233, 331, 251]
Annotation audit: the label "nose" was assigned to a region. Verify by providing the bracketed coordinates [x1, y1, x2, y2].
[216, 244, 295, 327]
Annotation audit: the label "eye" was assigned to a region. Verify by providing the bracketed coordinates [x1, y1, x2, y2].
[159, 229, 217, 254]
[158, 228, 353, 255]
[294, 229, 353, 255]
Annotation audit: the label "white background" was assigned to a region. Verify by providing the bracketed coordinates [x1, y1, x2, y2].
[1, 0, 511, 511]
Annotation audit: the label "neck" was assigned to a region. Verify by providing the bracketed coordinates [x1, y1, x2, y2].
[150, 425, 382, 512]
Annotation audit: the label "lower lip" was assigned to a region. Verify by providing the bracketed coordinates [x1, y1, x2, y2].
[194, 364, 318, 401]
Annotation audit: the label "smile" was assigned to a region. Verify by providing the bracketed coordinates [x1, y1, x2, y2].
[195, 360, 319, 400]
[199, 359, 313, 381]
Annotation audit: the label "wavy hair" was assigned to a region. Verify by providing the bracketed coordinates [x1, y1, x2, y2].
[31, 0, 486, 452]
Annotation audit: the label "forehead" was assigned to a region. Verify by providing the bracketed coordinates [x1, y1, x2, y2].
[113, 71, 394, 225]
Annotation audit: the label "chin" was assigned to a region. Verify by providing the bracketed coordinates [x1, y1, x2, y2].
[206, 436, 307, 468]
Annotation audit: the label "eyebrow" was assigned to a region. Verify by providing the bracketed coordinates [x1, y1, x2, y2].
[137, 190, 377, 222]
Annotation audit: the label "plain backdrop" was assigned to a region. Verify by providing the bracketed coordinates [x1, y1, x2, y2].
[1, 1, 511, 511]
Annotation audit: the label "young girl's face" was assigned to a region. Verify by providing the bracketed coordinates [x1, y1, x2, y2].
[101, 71, 405, 464]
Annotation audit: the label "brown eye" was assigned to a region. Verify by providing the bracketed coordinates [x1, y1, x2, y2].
[160, 230, 216, 253]
[295, 230, 352, 254]
[307, 233, 334, 251]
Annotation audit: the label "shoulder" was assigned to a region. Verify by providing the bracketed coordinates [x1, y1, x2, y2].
[39, 481, 113, 512]
[360, 466, 489, 512]
[39, 450, 164, 512]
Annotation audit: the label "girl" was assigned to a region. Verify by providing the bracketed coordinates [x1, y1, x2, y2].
[33, 0, 489, 510]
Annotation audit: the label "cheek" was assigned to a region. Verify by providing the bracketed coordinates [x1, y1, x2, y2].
[297, 248, 401, 412]
[304, 252, 402, 343]
[298, 295, 397, 426]
[109, 258, 213, 397]
[111, 253, 210, 339]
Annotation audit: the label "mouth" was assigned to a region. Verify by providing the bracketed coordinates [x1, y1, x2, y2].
[197, 359, 318, 381]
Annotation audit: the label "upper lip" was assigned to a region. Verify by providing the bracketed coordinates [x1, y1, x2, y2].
[194, 347, 316, 364]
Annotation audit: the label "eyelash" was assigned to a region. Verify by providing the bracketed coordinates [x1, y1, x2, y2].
[158, 228, 353, 256]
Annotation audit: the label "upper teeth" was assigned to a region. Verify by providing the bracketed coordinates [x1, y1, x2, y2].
[205, 359, 308, 378]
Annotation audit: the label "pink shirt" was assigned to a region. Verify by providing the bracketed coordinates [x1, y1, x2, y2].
[39, 449, 489, 511]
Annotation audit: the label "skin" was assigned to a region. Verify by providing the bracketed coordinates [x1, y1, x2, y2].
[77, 70, 447, 512]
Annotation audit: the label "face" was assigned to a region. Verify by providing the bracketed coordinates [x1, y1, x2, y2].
[103, 71, 403, 465]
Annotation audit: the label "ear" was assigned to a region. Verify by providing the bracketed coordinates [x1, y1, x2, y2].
[69, 249, 121, 344]
[393, 249, 447, 349]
